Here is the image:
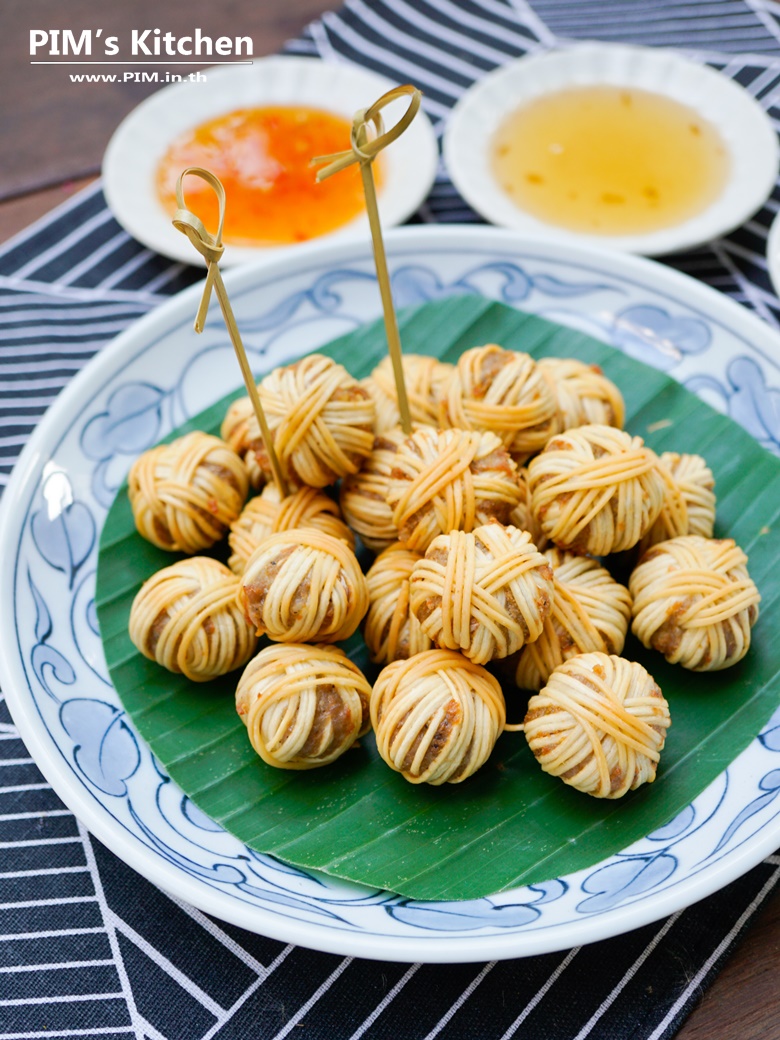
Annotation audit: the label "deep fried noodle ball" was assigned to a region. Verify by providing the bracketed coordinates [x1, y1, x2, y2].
[129, 556, 257, 682]
[514, 548, 632, 690]
[629, 535, 760, 670]
[236, 643, 371, 770]
[409, 524, 554, 664]
[362, 353, 453, 432]
[443, 344, 560, 460]
[239, 528, 369, 643]
[528, 424, 665, 555]
[537, 357, 625, 431]
[524, 652, 670, 798]
[228, 484, 353, 575]
[128, 431, 248, 553]
[371, 649, 506, 785]
[637, 452, 716, 555]
[339, 427, 405, 552]
[364, 543, 434, 665]
[385, 425, 521, 553]
[221, 353, 375, 489]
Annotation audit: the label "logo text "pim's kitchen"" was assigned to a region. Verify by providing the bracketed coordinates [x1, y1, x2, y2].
[30, 29, 253, 57]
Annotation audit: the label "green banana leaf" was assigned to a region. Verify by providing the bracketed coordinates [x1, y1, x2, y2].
[96, 296, 780, 901]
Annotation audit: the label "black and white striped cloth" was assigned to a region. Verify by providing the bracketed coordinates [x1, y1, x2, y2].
[2, 1, 780, 1037]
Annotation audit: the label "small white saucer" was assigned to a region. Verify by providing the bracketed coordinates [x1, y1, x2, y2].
[443, 44, 779, 256]
[103, 56, 439, 266]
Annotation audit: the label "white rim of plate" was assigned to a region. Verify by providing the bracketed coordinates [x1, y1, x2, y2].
[443, 43, 779, 256]
[1, 224, 779, 963]
[102, 56, 439, 267]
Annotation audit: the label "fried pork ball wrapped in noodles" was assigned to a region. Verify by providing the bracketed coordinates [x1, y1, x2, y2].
[129, 557, 258, 682]
[528, 424, 665, 555]
[514, 548, 632, 690]
[371, 649, 506, 785]
[537, 357, 625, 431]
[228, 484, 353, 575]
[385, 426, 521, 553]
[409, 524, 554, 664]
[509, 466, 548, 550]
[443, 344, 560, 460]
[637, 452, 716, 555]
[339, 428, 405, 552]
[524, 652, 671, 798]
[221, 354, 375, 489]
[219, 396, 266, 489]
[361, 354, 453, 432]
[128, 431, 249, 553]
[629, 535, 760, 671]
[235, 644, 371, 770]
[239, 529, 369, 643]
[364, 543, 434, 665]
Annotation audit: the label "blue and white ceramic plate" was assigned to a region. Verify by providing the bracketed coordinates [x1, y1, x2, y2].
[1, 225, 779, 963]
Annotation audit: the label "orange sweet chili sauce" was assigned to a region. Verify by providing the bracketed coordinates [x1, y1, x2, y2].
[157, 106, 379, 246]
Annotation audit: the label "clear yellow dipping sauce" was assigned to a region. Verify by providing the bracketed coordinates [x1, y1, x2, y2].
[491, 86, 730, 235]
[157, 106, 376, 247]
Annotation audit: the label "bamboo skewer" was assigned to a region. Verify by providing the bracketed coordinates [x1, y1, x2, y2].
[172, 167, 288, 498]
[313, 85, 422, 437]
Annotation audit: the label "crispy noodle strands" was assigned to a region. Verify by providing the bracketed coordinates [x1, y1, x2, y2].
[339, 427, 405, 552]
[524, 652, 671, 799]
[528, 423, 665, 555]
[386, 425, 521, 552]
[364, 543, 433, 665]
[222, 353, 375, 489]
[509, 466, 548, 550]
[220, 396, 267, 489]
[637, 452, 716, 555]
[409, 524, 554, 664]
[515, 548, 632, 690]
[537, 357, 625, 431]
[228, 484, 354, 575]
[129, 557, 258, 682]
[239, 528, 369, 643]
[128, 431, 249, 553]
[371, 649, 506, 785]
[360, 375, 398, 435]
[630, 535, 760, 671]
[443, 345, 560, 460]
[235, 643, 371, 770]
[362, 354, 454, 432]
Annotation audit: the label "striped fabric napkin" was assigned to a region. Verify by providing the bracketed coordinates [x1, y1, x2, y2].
[1, 2, 779, 1038]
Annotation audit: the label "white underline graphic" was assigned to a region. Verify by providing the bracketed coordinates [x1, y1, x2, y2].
[30, 60, 254, 65]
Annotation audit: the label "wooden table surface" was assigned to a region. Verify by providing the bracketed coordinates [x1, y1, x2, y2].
[1, 1, 778, 1036]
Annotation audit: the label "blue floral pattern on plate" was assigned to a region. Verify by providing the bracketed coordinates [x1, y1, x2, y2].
[3, 227, 779, 960]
